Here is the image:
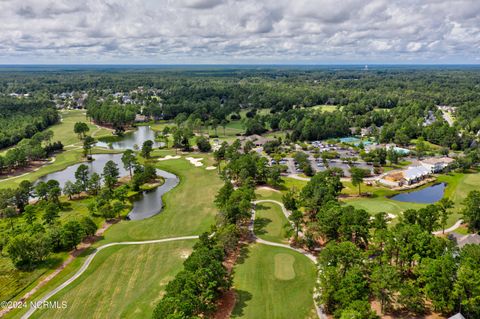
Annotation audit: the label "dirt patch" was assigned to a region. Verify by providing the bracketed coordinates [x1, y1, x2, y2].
[0, 159, 53, 181]
[371, 300, 446, 319]
[211, 239, 246, 319]
[213, 289, 236, 319]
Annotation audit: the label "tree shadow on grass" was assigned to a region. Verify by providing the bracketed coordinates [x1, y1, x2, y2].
[235, 244, 251, 265]
[60, 201, 73, 211]
[253, 217, 271, 236]
[230, 289, 253, 318]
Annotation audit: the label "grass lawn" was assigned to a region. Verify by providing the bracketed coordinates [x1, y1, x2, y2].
[98, 157, 222, 243]
[0, 252, 68, 303]
[31, 240, 195, 319]
[309, 105, 339, 112]
[344, 197, 426, 218]
[7, 157, 222, 319]
[280, 176, 308, 192]
[255, 188, 283, 202]
[52, 109, 112, 147]
[232, 243, 317, 319]
[254, 202, 290, 244]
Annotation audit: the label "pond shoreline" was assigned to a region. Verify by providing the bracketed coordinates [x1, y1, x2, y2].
[389, 182, 446, 204]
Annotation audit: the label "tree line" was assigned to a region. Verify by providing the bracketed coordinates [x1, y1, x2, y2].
[0, 97, 59, 149]
[0, 130, 63, 174]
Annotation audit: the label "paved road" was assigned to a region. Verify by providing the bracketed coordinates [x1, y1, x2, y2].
[21, 236, 199, 319]
[432, 219, 464, 235]
[438, 107, 454, 126]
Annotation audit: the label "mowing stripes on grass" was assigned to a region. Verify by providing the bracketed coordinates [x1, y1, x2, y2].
[254, 202, 290, 244]
[274, 253, 296, 280]
[232, 244, 317, 319]
[31, 240, 195, 319]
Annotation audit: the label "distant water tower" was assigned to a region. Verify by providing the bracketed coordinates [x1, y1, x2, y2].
[364, 65, 369, 71]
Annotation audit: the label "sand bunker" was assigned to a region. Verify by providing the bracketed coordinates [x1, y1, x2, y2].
[158, 155, 181, 161]
[206, 166, 217, 170]
[185, 157, 204, 167]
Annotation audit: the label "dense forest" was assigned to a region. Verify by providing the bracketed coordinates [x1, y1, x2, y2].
[0, 97, 59, 149]
[2, 66, 479, 149]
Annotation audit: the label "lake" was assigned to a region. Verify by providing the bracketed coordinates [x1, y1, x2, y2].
[96, 126, 164, 150]
[38, 152, 179, 220]
[390, 183, 446, 204]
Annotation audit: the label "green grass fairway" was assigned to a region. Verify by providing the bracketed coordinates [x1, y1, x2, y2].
[31, 240, 195, 319]
[255, 188, 283, 202]
[344, 197, 426, 217]
[52, 110, 112, 146]
[99, 158, 222, 243]
[232, 244, 317, 319]
[274, 253, 296, 280]
[5, 157, 221, 319]
[310, 105, 339, 112]
[254, 202, 290, 244]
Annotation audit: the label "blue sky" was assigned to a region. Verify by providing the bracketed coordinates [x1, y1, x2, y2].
[0, 0, 479, 64]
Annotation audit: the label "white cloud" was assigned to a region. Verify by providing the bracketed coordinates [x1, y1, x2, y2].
[0, 0, 478, 63]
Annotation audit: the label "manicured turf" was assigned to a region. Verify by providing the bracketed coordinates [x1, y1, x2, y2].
[309, 105, 339, 112]
[98, 157, 222, 243]
[31, 240, 195, 319]
[5, 157, 222, 319]
[343, 170, 480, 226]
[254, 202, 290, 244]
[232, 244, 317, 319]
[51, 109, 112, 146]
[255, 188, 283, 202]
[0, 252, 68, 303]
[344, 197, 426, 217]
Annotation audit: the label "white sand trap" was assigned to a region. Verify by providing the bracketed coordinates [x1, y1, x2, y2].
[158, 155, 181, 161]
[206, 166, 217, 170]
[185, 157, 204, 167]
[370, 213, 397, 221]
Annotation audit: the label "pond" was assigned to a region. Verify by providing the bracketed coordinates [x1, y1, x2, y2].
[390, 183, 446, 204]
[37, 153, 179, 220]
[96, 126, 164, 150]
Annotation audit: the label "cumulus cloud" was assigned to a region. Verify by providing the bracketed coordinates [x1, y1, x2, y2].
[0, 0, 478, 63]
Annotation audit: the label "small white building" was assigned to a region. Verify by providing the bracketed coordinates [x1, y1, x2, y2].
[420, 157, 455, 173]
[403, 165, 430, 185]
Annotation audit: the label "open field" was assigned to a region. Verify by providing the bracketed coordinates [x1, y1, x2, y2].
[254, 202, 290, 244]
[99, 157, 222, 243]
[52, 109, 112, 146]
[309, 105, 339, 112]
[232, 243, 317, 319]
[31, 240, 195, 319]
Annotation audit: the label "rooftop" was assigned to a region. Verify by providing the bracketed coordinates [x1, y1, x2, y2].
[421, 157, 455, 165]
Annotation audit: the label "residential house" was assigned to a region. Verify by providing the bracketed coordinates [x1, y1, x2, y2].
[450, 233, 480, 249]
[420, 157, 455, 173]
